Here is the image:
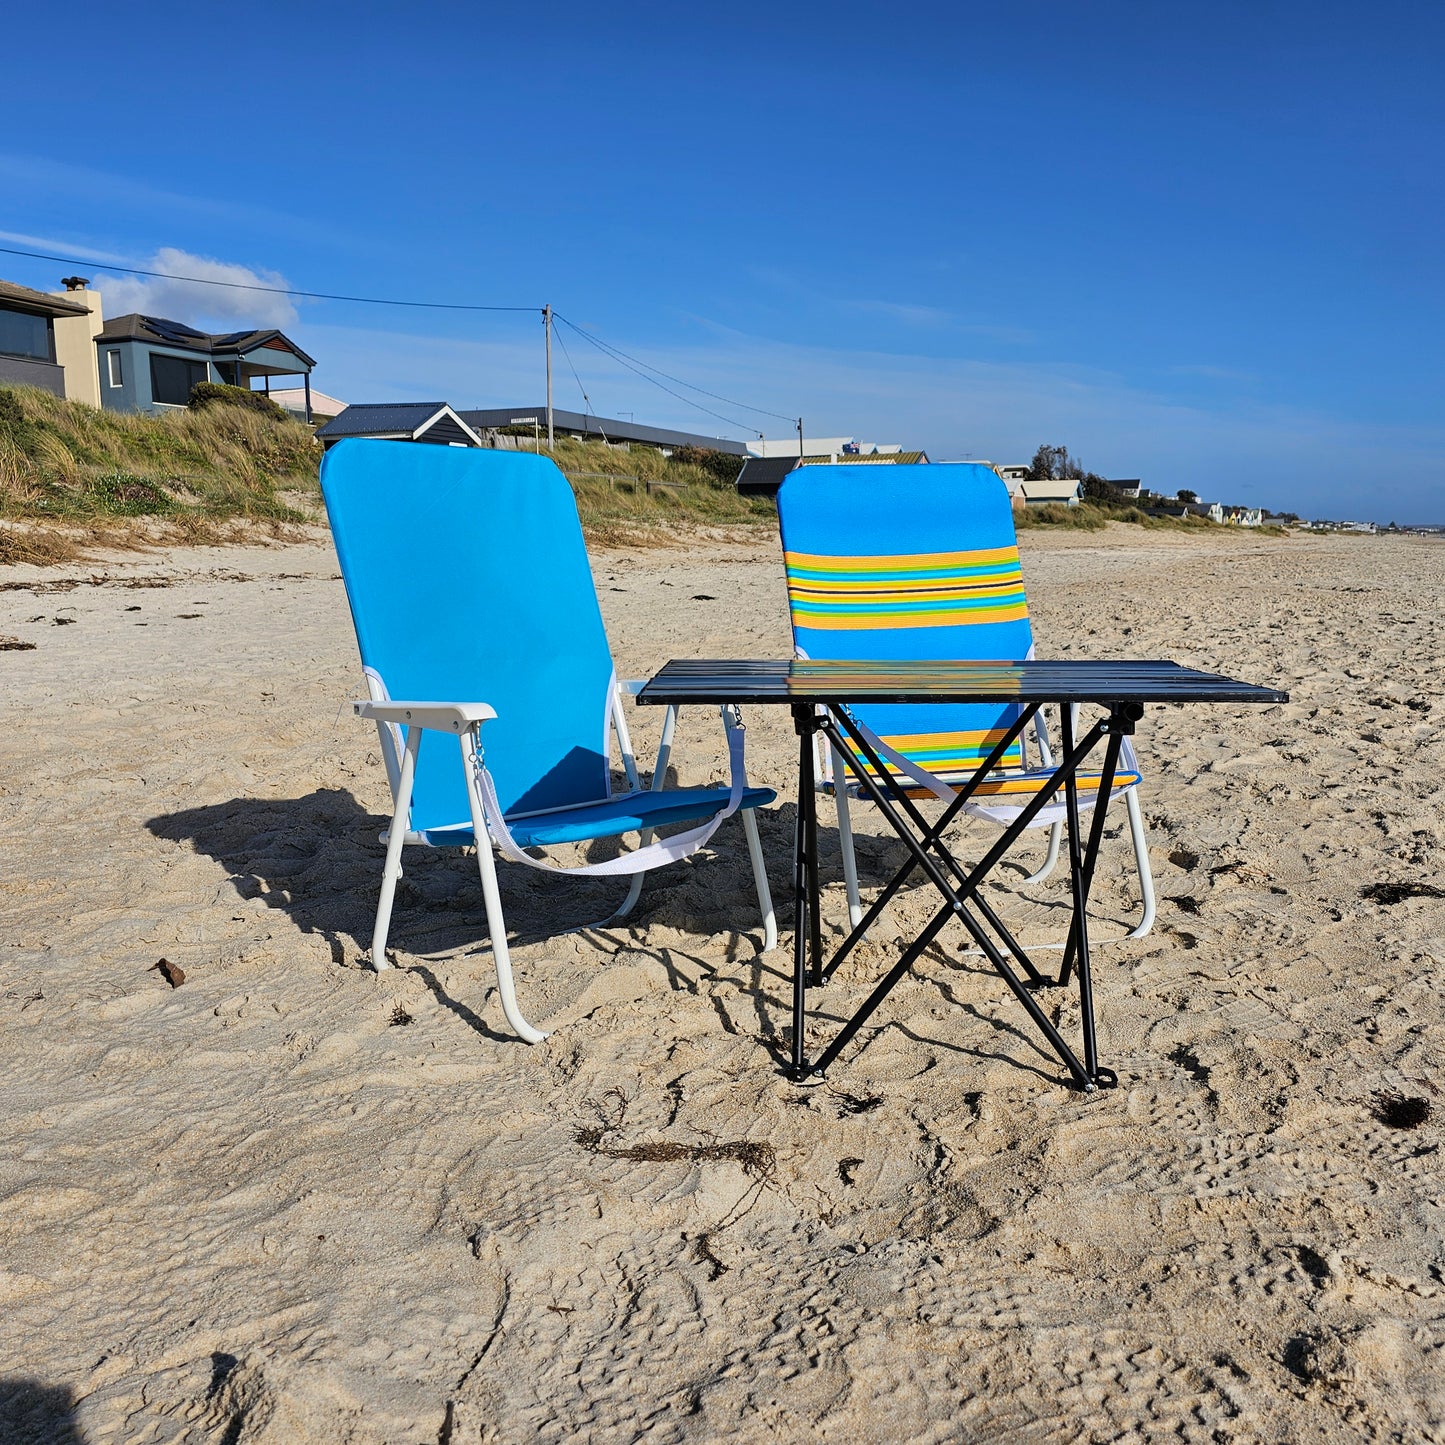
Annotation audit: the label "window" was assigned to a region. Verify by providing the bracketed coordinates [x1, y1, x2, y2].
[149, 353, 209, 407]
[106, 350, 123, 388]
[0, 306, 53, 361]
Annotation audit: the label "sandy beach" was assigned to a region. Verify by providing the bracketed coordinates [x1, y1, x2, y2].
[0, 520, 1441, 1442]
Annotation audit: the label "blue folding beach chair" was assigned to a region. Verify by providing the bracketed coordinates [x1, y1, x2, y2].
[777, 462, 1154, 939]
[321, 440, 776, 1042]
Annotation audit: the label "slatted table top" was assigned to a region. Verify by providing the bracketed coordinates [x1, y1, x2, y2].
[638, 658, 1288, 707]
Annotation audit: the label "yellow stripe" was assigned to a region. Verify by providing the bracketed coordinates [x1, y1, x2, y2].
[794, 601, 1030, 629]
[785, 545, 1019, 571]
[971, 771, 1141, 797]
[839, 770, 1141, 797]
[879, 729, 1014, 750]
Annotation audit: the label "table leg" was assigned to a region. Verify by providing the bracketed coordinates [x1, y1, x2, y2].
[790, 706, 817, 1076]
[1057, 708, 1132, 1086]
[815, 710, 1112, 1087]
[804, 754, 823, 989]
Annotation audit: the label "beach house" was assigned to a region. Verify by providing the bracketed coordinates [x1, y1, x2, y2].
[315, 402, 484, 450]
[0, 276, 104, 405]
[93, 313, 316, 417]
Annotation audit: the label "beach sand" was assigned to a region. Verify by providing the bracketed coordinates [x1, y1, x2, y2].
[0, 521, 1441, 1442]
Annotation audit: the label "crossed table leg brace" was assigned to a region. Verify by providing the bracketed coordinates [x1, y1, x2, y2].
[787, 698, 1144, 1092]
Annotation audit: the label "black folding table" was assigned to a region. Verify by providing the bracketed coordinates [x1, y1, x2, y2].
[639, 658, 1286, 1092]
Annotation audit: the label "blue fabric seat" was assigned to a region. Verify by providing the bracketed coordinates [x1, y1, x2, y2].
[321, 440, 777, 1042]
[421, 784, 777, 848]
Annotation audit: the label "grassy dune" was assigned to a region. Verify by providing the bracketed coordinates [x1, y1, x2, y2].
[0, 387, 773, 564]
[0, 385, 318, 564]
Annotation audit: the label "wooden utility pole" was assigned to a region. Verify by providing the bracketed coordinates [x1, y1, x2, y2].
[543, 305, 554, 449]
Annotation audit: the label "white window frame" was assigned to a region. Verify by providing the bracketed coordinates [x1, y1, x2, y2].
[106, 350, 123, 388]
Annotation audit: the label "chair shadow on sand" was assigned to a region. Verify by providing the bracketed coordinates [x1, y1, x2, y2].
[0, 1378, 87, 1444]
[144, 787, 795, 1041]
[146, 788, 1073, 1078]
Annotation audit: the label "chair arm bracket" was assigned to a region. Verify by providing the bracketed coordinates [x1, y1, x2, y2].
[354, 700, 498, 733]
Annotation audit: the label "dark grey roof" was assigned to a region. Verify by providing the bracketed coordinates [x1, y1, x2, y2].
[0, 278, 90, 318]
[460, 406, 750, 457]
[93, 313, 316, 367]
[735, 456, 799, 497]
[315, 403, 451, 437]
[315, 403, 482, 448]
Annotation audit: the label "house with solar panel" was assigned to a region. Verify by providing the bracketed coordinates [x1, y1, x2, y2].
[93, 313, 316, 417]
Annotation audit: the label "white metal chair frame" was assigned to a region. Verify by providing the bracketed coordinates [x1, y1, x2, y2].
[357, 673, 776, 1043]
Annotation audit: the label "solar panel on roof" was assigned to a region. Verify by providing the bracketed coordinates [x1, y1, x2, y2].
[142, 316, 208, 344]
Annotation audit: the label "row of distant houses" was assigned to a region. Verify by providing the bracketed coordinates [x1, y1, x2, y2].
[0, 275, 322, 419]
[309, 401, 1276, 521]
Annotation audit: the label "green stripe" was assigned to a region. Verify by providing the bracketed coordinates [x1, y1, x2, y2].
[787, 561, 1021, 583]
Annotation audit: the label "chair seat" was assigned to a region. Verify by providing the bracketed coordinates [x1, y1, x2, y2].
[420, 785, 776, 849]
[825, 768, 1141, 803]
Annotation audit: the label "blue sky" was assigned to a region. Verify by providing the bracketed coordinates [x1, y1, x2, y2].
[3, 1, 1442, 521]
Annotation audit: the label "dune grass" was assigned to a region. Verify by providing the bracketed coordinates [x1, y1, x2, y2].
[0, 384, 318, 564]
[0, 388, 774, 564]
[546, 436, 774, 543]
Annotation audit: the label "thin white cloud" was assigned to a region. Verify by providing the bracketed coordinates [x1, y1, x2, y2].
[92, 248, 298, 329]
[0, 230, 132, 266]
[843, 298, 1035, 345]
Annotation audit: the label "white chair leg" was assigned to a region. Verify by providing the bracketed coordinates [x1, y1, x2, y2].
[611, 830, 652, 921]
[741, 809, 777, 951]
[459, 732, 547, 1044]
[1024, 821, 1062, 885]
[1123, 787, 1156, 940]
[370, 724, 422, 970]
[830, 741, 864, 930]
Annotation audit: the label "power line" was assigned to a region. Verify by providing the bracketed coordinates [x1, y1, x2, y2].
[551, 325, 609, 442]
[555, 312, 795, 425]
[2, 241, 798, 431]
[0, 244, 538, 312]
[555, 316, 762, 435]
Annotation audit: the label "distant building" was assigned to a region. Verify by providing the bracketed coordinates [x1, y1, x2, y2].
[315, 402, 483, 450]
[1222, 505, 1264, 527]
[462, 407, 749, 456]
[736, 455, 802, 497]
[266, 387, 347, 424]
[94, 313, 315, 416]
[799, 449, 928, 466]
[1107, 478, 1142, 499]
[0, 276, 101, 403]
[1020, 476, 1083, 507]
[736, 450, 930, 497]
[749, 436, 911, 461]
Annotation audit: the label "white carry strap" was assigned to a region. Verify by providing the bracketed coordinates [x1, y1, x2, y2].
[845, 711, 1135, 816]
[470, 713, 747, 877]
[841, 711, 957, 802]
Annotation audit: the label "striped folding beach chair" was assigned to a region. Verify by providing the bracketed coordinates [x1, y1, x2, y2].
[777, 461, 1154, 939]
[322, 440, 777, 1042]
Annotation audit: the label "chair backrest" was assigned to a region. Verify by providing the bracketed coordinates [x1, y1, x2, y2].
[777, 462, 1036, 773]
[321, 440, 617, 829]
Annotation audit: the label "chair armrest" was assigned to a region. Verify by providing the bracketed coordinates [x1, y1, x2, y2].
[354, 700, 497, 733]
[617, 679, 648, 697]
